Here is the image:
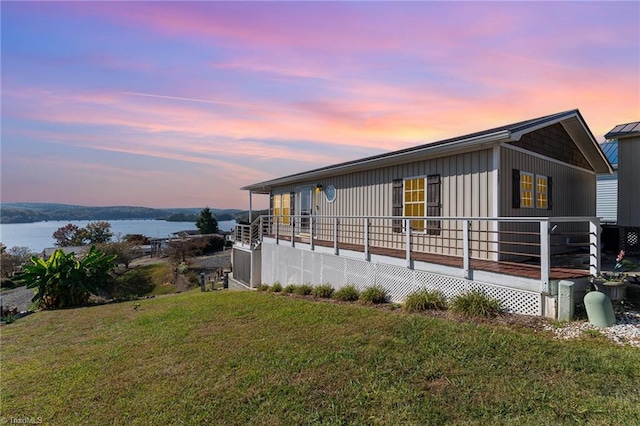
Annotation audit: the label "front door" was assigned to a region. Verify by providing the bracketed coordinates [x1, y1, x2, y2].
[299, 187, 313, 234]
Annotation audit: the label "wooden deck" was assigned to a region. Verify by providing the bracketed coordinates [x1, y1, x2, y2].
[267, 235, 590, 281]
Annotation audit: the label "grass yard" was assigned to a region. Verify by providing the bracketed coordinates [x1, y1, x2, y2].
[2, 290, 640, 425]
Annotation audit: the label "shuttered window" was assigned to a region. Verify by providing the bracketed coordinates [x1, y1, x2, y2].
[520, 172, 534, 208]
[513, 169, 553, 210]
[404, 177, 425, 232]
[426, 174, 441, 235]
[536, 175, 548, 209]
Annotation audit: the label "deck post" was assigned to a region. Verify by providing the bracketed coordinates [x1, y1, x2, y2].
[310, 216, 315, 251]
[540, 220, 550, 293]
[275, 217, 279, 244]
[334, 217, 339, 255]
[463, 220, 470, 279]
[405, 219, 411, 268]
[364, 219, 370, 261]
[589, 217, 601, 277]
[291, 218, 295, 248]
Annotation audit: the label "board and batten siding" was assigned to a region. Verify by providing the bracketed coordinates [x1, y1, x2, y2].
[499, 145, 596, 258]
[269, 148, 495, 259]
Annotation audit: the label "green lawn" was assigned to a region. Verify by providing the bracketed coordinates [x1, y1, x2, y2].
[2, 290, 639, 425]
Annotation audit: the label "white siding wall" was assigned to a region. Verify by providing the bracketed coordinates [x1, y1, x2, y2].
[597, 175, 618, 223]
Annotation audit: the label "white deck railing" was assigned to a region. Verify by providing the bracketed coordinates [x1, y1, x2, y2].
[233, 215, 601, 291]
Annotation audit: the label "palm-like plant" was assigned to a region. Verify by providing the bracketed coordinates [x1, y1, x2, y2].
[19, 247, 116, 309]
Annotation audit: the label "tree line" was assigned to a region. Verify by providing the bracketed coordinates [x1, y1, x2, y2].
[0, 203, 243, 224]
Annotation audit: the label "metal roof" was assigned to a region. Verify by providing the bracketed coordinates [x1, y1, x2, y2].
[599, 140, 618, 166]
[605, 121, 640, 139]
[242, 109, 613, 192]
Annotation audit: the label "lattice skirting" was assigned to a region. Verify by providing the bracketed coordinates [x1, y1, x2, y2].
[620, 227, 640, 256]
[261, 243, 541, 316]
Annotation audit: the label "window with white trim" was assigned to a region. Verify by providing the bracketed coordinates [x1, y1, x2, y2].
[281, 193, 291, 225]
[273, 194, 281, 221]
[272, 193, 291, 224]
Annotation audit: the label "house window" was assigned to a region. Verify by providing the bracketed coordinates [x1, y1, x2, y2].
[273, 194, 281, 219]
[536, 175, 548, 209]
[282, 193, 291, 225]
[512, 169, 553, 210]
[520, 172, 534, 208]
[404, 177, 425, 232]
[272, 193, 291, 224]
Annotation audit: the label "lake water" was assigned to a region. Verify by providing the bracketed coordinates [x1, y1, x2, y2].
[0, 219, 236, 253]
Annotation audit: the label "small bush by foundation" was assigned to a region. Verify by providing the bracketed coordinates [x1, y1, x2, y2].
[359, 285, 388, 305]
[283, 284, 297, 293]
[311, 284, 334, 298]
[269, 282, 283, 293]
[257, 284, 270, 292]
[404, 289, 448, 312]
[333, 285, 360, 301]
[450, 290, 502, 318]
[293, 284, 313, 296]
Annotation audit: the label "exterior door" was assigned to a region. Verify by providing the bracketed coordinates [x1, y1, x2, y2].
[299, 187, 313, 234]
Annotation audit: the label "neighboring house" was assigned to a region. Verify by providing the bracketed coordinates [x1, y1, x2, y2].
[234, 109, 612, 318]
[596, 140, 618, 224]
[42, 246, 91, 259]
[604, 121, 640, 255]
[172, 230, 202, 238]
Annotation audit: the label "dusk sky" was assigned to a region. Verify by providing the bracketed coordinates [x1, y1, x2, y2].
[2, 1, 638, 210]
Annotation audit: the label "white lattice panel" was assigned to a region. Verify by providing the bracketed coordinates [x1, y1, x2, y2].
[260, 242, 542, 316]
[345, 258, 375, 290]
[375, 264, 416, 300]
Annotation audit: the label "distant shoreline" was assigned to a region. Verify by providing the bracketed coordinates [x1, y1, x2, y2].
[0, 203, 247, 224]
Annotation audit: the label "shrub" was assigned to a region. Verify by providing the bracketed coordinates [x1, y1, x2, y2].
[311, 284, 334, 298]
[257, 284, 270, 292]
[403, 289, 448, 312]
[359, 285, 388, 305]
[269, 282, 283, 293]
[186, 271, 199, 287]
[333, 285, 360, 301]
[18, 247, 116, 309]
[283, 284, 297, 293]
[450, 290, 502, 318]
[293, 284, 313, 296]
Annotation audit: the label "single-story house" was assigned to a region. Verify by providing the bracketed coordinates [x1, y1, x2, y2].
[234, 109, 613, 318]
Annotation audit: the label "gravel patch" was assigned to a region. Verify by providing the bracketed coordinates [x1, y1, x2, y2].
[544, 309, 640, 347]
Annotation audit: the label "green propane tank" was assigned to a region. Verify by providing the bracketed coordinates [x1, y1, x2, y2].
[583, 291, 616, 327]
